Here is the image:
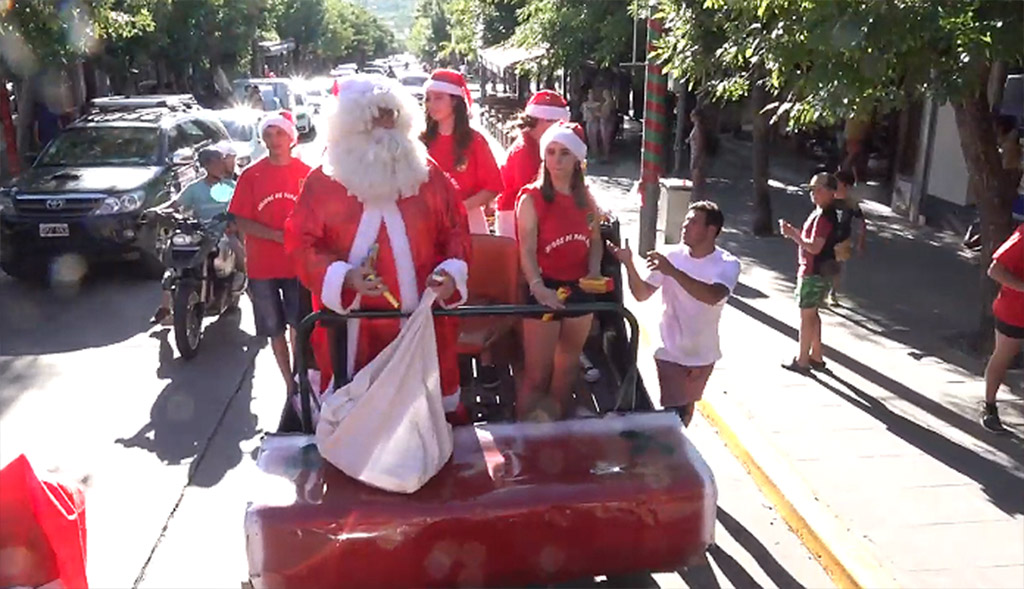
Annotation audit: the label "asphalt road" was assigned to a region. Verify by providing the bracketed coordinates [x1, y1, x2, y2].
[0, 111, 831, 588]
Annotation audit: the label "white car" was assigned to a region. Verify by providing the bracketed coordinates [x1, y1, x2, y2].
[399, 72, 429, 103]
[290, 91, 314, 136]
[213, 108, 267, 171]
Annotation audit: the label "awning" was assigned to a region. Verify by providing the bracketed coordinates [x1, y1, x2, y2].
[479, 41, 545, 74]
[258, 39, 296, 57]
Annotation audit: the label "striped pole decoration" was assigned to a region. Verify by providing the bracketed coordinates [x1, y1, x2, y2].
[638, 16, 666, 255]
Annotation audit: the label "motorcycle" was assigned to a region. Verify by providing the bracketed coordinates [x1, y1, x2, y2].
[153, 210, 246, 359]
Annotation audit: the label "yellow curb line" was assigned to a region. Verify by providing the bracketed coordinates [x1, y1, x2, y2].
[631, 301, 899, 589]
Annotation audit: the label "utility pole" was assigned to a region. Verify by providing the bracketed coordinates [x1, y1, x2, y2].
[637, 16, 666, 255]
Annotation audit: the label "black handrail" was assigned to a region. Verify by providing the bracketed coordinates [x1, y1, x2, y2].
[294, 302, 641, 433]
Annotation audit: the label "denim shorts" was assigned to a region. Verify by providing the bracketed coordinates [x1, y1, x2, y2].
[248, 278, 300, 337]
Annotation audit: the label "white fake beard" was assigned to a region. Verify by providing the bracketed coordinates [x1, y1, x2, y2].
[324, 126, 430, 206]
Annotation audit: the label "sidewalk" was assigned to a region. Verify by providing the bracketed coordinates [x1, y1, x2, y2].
[588, 136, 1024, 587]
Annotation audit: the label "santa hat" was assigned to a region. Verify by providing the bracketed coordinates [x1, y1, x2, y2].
[259, 110, 298, 144]
[525, 90, 570, 121]
[540, 121, 587, 162]
[423, 69, 472, 108]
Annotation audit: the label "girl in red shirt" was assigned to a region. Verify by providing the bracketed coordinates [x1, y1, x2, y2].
[516, 122, 604, 421]
[982, 225, 1024, 433]
[421, 69, 503, 235]
[495, 90, 570, 237]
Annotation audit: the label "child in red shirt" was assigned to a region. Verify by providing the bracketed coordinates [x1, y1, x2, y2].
[229, 111, 311, 393]
[422, 69, 503, 235]
[495, 90, 571, 237]
[982, 225, 1024, 433]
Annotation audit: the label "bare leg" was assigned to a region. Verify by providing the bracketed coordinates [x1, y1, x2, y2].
[810, 308, 824, 364]
[270, 333, 293, 392]
[797, 308, 818, 367]
[985, 330, 1023, 404]
[549, 314, 593, 418]
[519, 318, 560, 421]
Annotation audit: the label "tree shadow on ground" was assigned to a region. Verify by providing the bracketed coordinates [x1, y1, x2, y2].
[729, 295, 1024, 516]
[115, 313, 263, 488]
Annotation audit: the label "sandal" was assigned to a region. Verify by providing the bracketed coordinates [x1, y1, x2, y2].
[781, 358, 812, 376]
[809, 359, 829, 372]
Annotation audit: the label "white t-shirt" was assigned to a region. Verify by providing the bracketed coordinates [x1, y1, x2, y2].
[645, 245, 741, 367]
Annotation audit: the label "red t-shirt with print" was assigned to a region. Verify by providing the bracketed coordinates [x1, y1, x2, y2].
[797, 207, 836, 277]
[518, 183, 596, 282]
[992, 225, 1024, 328]
[427, 130, 503, 202]
[229, 157, 311, 279]
[498, 132, 541, 212]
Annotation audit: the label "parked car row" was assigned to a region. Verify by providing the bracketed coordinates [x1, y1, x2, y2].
[0, 94, 278, 283]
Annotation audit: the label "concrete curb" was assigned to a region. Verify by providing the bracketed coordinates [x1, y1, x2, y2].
[696, 394, 901, 589]
[631, 300, 899, 589]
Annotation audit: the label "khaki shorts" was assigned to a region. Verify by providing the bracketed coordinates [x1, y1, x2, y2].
[656, 359, 715, 408]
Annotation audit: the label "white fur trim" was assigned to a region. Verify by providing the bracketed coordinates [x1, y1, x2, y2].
[260, 115, 298, 143]
[380, 204, 419, 313]
[434, 258, 468, 309]
[525, 104, 570, 121]
[443, 387, 460, 412]
[343, 208, 385, 377]
[424, 80, 465, 99]
[540, 125, 587, 162]
[322, 75, 429, 205]
[495, 210, 517, 237]
[320, 261, 355, 314]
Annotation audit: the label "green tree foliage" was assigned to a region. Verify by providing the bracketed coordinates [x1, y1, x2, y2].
[655, 0, 1024, 336]
[446, 0, 522, 59]
[512, 0, 636, 70]
[408, 0, 450, 64]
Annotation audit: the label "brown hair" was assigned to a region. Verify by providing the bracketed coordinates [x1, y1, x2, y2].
[512, 112, 540, 132]
[421, 95, 473, 168]
[688, 200, 724, 236]
[540, 161, 591, 210]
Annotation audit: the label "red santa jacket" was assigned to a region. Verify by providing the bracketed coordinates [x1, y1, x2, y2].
[285, 160, 471, 405]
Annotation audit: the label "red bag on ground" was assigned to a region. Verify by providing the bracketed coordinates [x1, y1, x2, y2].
[0, 454, 88, 589]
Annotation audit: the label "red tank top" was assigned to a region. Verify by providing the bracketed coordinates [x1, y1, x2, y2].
[522, 185, 595, 282]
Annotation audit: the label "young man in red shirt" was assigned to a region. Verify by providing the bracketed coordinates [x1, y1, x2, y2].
[229, 111, 311, 392]
[982, 225, 1024, 433]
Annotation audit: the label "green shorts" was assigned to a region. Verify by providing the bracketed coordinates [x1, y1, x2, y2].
[796, 275, 829, 309]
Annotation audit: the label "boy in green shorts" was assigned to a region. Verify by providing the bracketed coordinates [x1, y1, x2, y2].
[779, 172, 838, 375]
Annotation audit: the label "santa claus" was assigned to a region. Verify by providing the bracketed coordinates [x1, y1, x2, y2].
[285, 74, 471, 421]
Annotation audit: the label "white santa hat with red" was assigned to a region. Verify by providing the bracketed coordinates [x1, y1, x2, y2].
[259, 110, 298, 144]
[540, 121, 588, 162]
[525, 90, 570, 121]
[423, 69, 472, 107]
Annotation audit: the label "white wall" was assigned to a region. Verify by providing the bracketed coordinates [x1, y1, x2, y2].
[926, 103, 971, 206]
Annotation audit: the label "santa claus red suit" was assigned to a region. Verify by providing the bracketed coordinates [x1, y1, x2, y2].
[285, 74, 471, 417]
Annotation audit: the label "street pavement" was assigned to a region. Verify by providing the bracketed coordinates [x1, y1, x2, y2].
[0, 110, 833, 588]
[582, 132, 1024, 587]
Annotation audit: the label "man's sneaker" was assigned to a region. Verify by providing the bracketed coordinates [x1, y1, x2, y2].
[478, 364, 501, 390]
[150, 307, 172, 326]
[980, 406, 1009, 434]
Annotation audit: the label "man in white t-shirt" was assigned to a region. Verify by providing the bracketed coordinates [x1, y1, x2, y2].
[609, 201, 741, 426]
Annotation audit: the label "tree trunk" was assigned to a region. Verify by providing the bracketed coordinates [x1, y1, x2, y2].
[751, 82, 773, 236]
[951, 67, 1016, 352]
[0, 78, 20, 177]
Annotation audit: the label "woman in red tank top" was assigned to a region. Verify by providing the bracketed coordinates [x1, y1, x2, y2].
[421, 69, 503, 234]
[516, 121, 603, 421]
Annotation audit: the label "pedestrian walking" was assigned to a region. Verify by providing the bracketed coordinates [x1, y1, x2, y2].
[981, 224, 1024, 433]
[421, 68, 503, 235]
[228, 111, 311, 394]
[598, 88, 617, 161]
[779, 172, 839, 375]
[828, 168, 867, 305]
[609, 201, 741, 426]
[581, 89, 602, 160]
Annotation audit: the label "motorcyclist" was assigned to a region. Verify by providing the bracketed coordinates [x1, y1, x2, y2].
[150, 145, 245, 324]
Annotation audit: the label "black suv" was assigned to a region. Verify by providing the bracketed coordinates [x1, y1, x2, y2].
[0, 95, 230, 281]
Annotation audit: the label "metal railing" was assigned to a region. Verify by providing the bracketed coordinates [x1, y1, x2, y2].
[294, 302, 641, 433]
